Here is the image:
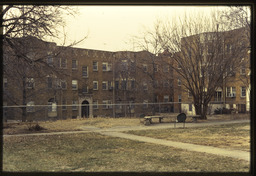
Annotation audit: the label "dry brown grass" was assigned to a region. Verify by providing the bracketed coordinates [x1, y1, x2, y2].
[127, 122, 250, 152]
[3, 133, 250, 172]
[3, 117, 142, 135]
[3, 113, 250, 135]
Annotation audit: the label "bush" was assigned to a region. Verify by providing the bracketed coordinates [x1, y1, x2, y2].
[26, 122, 46, 131]
[214, 107, 232, 114]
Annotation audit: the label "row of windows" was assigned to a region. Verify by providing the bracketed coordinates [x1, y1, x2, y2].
[226, 86, 247, 98]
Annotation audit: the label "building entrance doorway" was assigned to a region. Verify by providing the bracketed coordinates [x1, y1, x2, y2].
[81, 100, 89, 118]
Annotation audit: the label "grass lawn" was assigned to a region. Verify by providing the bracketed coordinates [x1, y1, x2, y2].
[3, 132, 249, 172]
[126, 123, 250, 152]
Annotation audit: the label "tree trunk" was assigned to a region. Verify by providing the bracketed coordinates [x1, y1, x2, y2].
[22, 76, 27, 122]
[201, 103, 208, 120]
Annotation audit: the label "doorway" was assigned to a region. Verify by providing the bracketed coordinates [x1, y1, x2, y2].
[81, 100, 89, 118]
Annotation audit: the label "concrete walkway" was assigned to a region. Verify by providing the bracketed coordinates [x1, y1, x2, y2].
[3, 120, 250, 162]
[99, 131, 250, 162]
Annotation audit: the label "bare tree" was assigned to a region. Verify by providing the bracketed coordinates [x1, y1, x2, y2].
[160, 9, 250, 119]
[131, 21, 173, 115]
[2, 5, 86, 122]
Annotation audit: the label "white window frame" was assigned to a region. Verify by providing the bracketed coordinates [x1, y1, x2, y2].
[164, 95, 169, 102]
[178, 95, 182, 102]
[93, 81, 98, 90]
[27, 101, 35, 112]
[72, 80, 78, 90]
[102, 100, 108, 109]
[143, 82, 148, 91]
[60, 58, 67, 69]
[82, 66, 88, 78]
[143, 100, 148, 109]
[93, 61, 98, 71]
[72, 100, 78, 110]
[72, 60, 78, 70]
[102, 62, 108, 71]
[102, 81, 108, 90]
[93, 100, 98, 109]
[143, 64, 148, 72]
[178, 78, 181, 86]
[241, 86, 246, 97]
[82, 85, 88, 93]
[27, 78, 35, 89]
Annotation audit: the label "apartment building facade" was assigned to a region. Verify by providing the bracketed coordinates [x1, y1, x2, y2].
[176, 27, 250, 115]
[3, 36, 176, 121]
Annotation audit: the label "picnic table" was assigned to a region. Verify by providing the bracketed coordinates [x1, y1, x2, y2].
[144, 115, 164, 125]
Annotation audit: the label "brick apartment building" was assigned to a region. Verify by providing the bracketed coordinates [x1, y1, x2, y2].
[3, 27, 250, 121]
[175, 27, 250, 115]
[3, 36, 175, 121]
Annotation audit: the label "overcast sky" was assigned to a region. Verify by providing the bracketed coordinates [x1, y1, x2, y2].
[58, 5, 228, 52]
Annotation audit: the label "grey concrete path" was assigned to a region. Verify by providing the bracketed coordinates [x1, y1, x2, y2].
[3, 119, 250, 162]
[99, 131, 250, 162]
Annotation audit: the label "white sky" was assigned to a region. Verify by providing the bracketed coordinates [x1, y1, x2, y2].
[58, 6, 228, 52]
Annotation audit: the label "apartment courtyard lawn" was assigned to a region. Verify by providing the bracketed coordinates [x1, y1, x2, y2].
[126, 122, 250, 152]
[3, 132, 250, 172]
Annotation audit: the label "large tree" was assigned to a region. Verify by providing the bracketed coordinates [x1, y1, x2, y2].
[2, 5, 85, 122]
[160, 8, 250, 119]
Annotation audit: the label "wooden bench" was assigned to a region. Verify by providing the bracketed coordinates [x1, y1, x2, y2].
[144, 115, 164, 125]
[189, 115, 201, 122]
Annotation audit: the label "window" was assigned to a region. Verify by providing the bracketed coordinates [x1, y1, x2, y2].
[189, 104, 192, 111]
[143, 82, 148, 91]
[102, 100, 108, 109]
[72, 80, 78, 90]
[82, 66, 88, 78]
[48, 77, 52, 89]
[82, 85, 88, 93]
[102, 62, 107, 71]
[108, 81, 113, 90]
[214, 91, 222, 102]
[178, 78, 181, 86]
[115, 81, 119, 90]
[163, 81, 169, 88]
[62, 99, 67, 110]
[240, 65, 246, 75]
[102, 62, 112, 71]
[72, 100, 78, 110]
[60, 58, 67, 68]
[47, 56, 53, 66]
[163, 65, 169, 73]
[102, 81, 108, 90]
[93, 61, 98, 71]
[241, 87, 246, 97]
[108, 100, 112, 109]
[93, 81, 98, 90]
[188, 90, 192, 97]
[154, 65, 158, 72]
[164, 95, 169, 102]
[226, 87, 236, 97]
[72, 60, 78, 69]
[27, 78, 34, 89]
[3, 78, 7, 89]
[27, 101, 35, 112]
[56, 79, 62, 89]
[143, 100, 148, 109]
[121, 80, 127, 90]
[61, 80, 67, 89]
[131, 79, 135, 89]
[131, 62, 136, 72]
[93, 100, 98, 109]
[143, 64, 148, 72]
[178, 95, 182, 102]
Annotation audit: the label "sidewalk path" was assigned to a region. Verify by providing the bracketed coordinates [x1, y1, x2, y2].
[3, 119, 250, 162]
[99, 131, 250, 162]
